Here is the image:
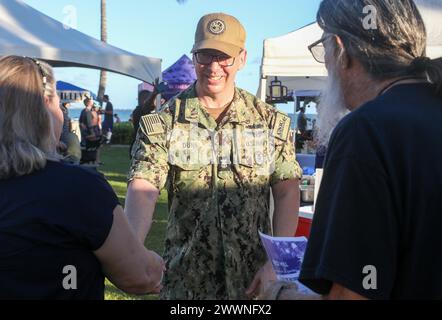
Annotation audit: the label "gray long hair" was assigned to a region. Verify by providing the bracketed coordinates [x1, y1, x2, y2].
[0, 56, 58, 179]
[317, 0, 442, 96]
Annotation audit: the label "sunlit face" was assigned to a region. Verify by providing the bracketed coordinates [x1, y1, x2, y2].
[193, 49, 247, 97]
[87, 99, 94, 107]
[44, 84, 63, 140]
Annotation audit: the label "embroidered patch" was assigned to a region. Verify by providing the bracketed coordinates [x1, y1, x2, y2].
[141, 114, 164, 135]
[255, 151, 264, 165]
[208, 19, 225, 35]
[272, 112, 291, 141]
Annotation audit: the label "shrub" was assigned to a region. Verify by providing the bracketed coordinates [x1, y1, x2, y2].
[111, 122, 134, 145]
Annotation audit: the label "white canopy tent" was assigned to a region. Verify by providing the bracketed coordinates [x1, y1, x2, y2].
[258, 22, 327, 102]
[258, 0, 442, 102]
[0, 0, 161, 83]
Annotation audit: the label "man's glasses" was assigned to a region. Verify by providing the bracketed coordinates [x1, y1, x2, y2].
[194, 52, 236, 67]
[308, 35, 332, 64]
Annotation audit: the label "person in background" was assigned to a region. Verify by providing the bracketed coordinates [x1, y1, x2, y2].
[102, 95, 114, 144]
[114, 113, 121, 124]
[132, 90, 152, 130]
[58, 102, 81, 164]
[79, 99, 103, 165]
[132, 82, 165, 131]
[126, 12, 302, 300]
[295, 106, 309, 152]
[79, 98, 94, 146]
[297, 106, 307, 134]
[90, 104, 104, 165]
[129, 87, 161, 158]
[59, 102, 72, 144]
[0, 55, 165, 299]
[297, 0, 442, 299]
[91, 104, 103, 141]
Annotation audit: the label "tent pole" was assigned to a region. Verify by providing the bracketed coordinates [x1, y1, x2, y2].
[154, 58, 163, 110]
[259, 77, 267, 102]
[156, 73, 163, 110]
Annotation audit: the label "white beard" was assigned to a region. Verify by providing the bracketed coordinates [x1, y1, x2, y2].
[315, 62, 349, 148]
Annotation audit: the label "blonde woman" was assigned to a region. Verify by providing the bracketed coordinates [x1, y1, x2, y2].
[0, 56, 164, 299]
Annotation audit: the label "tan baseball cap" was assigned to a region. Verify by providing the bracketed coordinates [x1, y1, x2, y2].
[191, 13, 246, 57]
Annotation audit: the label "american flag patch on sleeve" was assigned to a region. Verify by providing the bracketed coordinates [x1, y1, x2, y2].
[141, 114, 165, 135]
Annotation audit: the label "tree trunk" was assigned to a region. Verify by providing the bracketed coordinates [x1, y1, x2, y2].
[97, 0, 107, 102]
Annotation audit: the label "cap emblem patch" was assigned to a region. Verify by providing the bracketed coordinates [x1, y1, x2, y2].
[208, 19, 225, 35]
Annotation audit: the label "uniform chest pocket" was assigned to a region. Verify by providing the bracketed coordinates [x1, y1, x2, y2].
[171, 162, 209, 193]
[174, 163, 204, 178]
[233, 161, 271, 184]
[168, 125, 213, 169]
[233, 125, 270, 168]
[234, 147, 272, 184]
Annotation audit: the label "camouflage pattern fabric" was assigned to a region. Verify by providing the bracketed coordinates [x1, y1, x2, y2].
[128, 84, 302, 300]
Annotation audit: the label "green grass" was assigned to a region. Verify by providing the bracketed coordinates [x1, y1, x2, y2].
[98, 145, 168, 300]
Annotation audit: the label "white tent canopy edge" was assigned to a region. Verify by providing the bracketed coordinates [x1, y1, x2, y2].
[0, 0, 161, 83]
[258, 0, 442, 102]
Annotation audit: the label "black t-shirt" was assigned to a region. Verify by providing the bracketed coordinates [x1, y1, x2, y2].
[130, 105, 156, 149]
[79, 109, 94, 139]
[299, 83, 442, 299]
[104, 102, 114, 123]
[131, 105, 143, 138]
[0, 161, 119, 299]
[132, 105, 155, 136]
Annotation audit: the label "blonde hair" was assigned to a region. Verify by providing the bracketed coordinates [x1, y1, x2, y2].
[0, 56, 58, 179]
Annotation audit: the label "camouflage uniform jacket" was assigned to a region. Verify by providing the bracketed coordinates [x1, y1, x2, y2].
[128, 84, 302, 300]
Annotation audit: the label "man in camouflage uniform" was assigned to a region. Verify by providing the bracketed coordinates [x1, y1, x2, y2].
[126, 13, 302, 300]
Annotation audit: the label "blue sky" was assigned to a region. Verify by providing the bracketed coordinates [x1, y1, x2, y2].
[23, 0, 322, 112]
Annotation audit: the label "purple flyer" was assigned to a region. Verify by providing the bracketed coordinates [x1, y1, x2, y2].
[259, 231, 308, 282]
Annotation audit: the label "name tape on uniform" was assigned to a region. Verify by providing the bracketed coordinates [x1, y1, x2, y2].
[141, 114, 165, 136]
[273, 113, 291, 141]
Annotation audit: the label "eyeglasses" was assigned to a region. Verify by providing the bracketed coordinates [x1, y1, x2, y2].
[308, 36, 332, 64]
[194, 51, 236, 67]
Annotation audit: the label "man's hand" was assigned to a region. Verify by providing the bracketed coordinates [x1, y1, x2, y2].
[246, 261, 277, 298]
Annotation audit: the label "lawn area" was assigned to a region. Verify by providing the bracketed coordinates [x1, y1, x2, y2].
[98, 145, 168, 300]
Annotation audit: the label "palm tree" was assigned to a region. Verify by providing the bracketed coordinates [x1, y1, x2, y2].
[97, 0, 107, 102]
[97, 0, 185, 101]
